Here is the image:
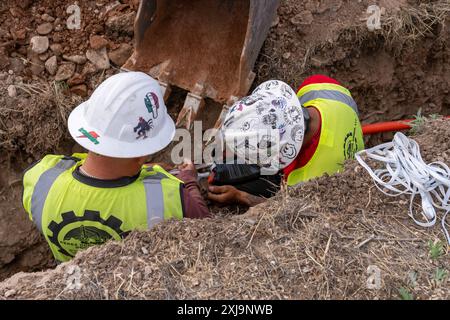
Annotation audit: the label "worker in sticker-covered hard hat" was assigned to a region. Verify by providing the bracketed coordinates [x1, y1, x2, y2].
[208, 75, 364, 207]
[22, 72, 210, 262]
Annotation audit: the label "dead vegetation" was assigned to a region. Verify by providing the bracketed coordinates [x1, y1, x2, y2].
[1, 119, 448, 300]
[381, 1, 450, 46]
[256, 0, 450, 82]
[0, 80, 82, 160]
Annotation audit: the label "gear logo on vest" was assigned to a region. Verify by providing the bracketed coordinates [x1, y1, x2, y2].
[343, 121, 360, 160]
[144, 92, 159, 119]
[48, 210, 127, 259]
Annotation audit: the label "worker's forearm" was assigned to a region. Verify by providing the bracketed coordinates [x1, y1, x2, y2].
[238, 191, 266, 207]
[177, 170, 212, 219]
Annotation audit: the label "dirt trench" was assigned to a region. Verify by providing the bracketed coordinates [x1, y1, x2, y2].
[1, 0, 450, 283]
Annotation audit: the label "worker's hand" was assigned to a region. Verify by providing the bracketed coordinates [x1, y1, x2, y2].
[207, 185, 246, 206]
[208, 185, 267, 207]
[178, 158, 197, 179]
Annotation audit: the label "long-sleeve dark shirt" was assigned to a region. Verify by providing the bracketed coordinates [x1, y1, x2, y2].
[177, 170, 212, 219]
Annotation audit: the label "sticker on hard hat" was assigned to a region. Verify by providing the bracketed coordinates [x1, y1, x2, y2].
[133, 117, 154, 140]
[144, 92, 159, 119]
[77, 128, 100, 145]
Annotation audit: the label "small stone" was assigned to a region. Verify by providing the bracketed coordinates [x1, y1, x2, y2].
[4, 289, 16, 298]
[70, 84, 88, 97]
[37, 23, 53, 35]
[108, 43, 132, 67]
[86, 48, 110, 70]
[39, 52, 50, 61]
[67, 73, 85, 86]
[290, 11, 314, 26]
[55, 63, 76, 81]
[271, 15, 280, 27]
[52, 33, 62, 43]
[45, 56, 58, 75]
[50, 43, 63, 55]
[81, 62, 97, 76]
[282, 52, 291, 60]
[7, 85, 17, 98]
[141, 247, 149, 255]
[30, 55, 45, 76]
[63, 54, 87, 65]
[8, 58, 24, 74]
[30, 36, 49, 54]
[89, 35, 108, 50]
[9, 7, 24, 18]
[41, 13, 55, 22]
[15, 28, 27, 40]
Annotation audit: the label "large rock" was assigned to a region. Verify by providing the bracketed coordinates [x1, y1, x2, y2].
[108, 43, 132, 67]
[30, 36, 49, 54]
[54, 63, 76, 81]
[105, 12, 135, 35]
[45, 56, 58, 75]
[37, 23, 53, 35]
[86, 48, 110, 70]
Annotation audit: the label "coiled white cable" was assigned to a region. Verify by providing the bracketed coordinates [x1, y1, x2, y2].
[355, 132, 450, 244]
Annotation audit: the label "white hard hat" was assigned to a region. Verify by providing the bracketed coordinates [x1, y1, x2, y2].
[222, 80, 305, 170]
[68, 71, 176, 158]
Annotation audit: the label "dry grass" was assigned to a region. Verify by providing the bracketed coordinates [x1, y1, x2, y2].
[300, 0, 450, 74]
[381, 1, 450, 46]
[0, 80, 82, 160]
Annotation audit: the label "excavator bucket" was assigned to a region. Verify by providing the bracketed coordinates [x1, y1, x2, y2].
[123, 0, 280, 129]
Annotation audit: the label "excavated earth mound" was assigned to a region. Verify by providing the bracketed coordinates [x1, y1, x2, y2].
[0, 119, 448, 300]
[1, 0, 450, 295]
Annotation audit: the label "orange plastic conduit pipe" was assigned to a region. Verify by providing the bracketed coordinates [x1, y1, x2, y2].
[362, 116, 450, 136]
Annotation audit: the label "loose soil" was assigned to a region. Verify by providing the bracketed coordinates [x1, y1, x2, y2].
[0, 119, 448, 300]
[0, 0, 449, 297]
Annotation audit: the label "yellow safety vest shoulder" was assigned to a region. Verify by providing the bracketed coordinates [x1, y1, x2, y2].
[22, 153, 184, 262]
[287, 83, 365, 186]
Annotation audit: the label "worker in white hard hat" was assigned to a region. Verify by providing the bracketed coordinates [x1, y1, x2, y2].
[22, 71, 210, 263]
[208, 77, 364, 207]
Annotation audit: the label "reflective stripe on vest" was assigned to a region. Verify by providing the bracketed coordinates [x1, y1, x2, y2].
[299, 90, 359, 115]
[31, 160, 174, 232]
[30, 158, 78, 232]
[143, 172, 167, 228]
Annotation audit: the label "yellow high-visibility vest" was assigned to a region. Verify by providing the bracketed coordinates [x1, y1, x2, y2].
[22, 153, 183, 262]
[287, 83, 365, 186]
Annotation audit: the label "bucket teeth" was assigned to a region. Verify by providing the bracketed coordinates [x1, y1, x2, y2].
[158, 81, 172, 102]
[176, 92, 205, 130]
[213, 96, 238, 130]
